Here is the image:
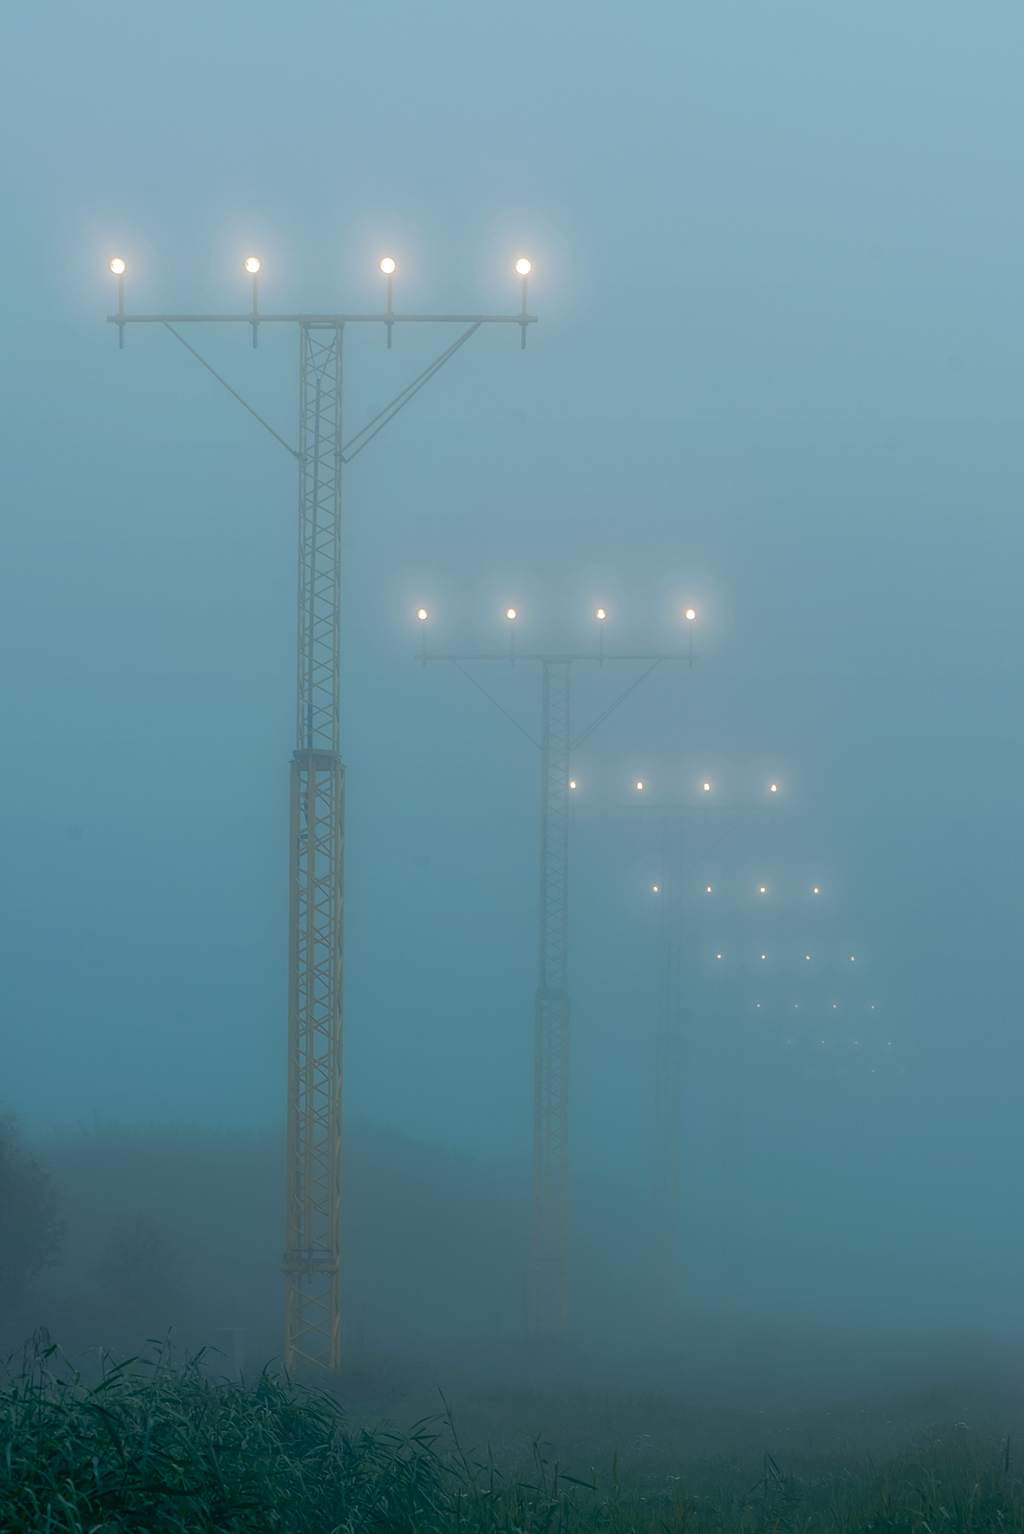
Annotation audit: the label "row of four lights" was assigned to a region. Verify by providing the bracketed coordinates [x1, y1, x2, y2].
[110, 254, 533, 279]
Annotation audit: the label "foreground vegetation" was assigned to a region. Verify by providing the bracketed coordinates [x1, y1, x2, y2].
[4, 1342, 1024, 1533]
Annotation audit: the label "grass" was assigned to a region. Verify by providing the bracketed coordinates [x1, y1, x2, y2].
[4, 1340, 1024, 1532]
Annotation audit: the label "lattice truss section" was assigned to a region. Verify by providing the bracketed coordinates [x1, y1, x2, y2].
[532, 660, 571, 1336]
[285, 323, 345, 1372]
[653, 814, 684, 1298]
[296, 325, 343, 754]
[286, 754, 344, 1369]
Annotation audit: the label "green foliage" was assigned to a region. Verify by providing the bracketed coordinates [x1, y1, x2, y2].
[0, 1342, 462, 1532]
[4, 1345, 1024, 1534]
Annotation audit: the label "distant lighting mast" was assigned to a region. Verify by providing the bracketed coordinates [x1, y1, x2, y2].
[419, 603, 695, 1339]
[107, 251, 537, 1371]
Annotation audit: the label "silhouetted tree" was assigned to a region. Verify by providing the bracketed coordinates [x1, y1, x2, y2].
[0, 1114, 63, 1309]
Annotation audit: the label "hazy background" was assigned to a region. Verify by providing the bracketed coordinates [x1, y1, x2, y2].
[2, 2, 1024, 1369]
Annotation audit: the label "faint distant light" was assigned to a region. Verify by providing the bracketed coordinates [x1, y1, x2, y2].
[703, 782, 710, 792]
[761, 954, 766, 960]
[851, 955, 855, 961]
[707, 885, 712, 892]
[506, 608, 516, 621]
[770, 783, 777, 793]
[596, 607, 606, 620]
[813, 887, 819, 894]
[417, 608, 428, 621]
[636, 781, 644, 791]
[110, 257, 126, 275]
[244, 256, 261, 274]
[760, 887, 766, 894]
[833, 1004, 837, 1009]
[515, 257, 532, 276]
[653, 885, 658, 892]
[380, 257, 396, 274]
[569, 780, 576, 789]
[717, 954, 722, 959]
[806, 955, 810, 960]
[685, 608, 696, 621]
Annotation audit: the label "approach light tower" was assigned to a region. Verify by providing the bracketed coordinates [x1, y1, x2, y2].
[108, 253, 537, 1371]
[418, 606, 694, 1336]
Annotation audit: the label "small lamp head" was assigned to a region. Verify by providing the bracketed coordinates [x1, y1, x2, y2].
[380, 257, 396, 275]
[515, 258, 532, 276]
[110, 258, 126, 275]
[244, 256, 261, 274]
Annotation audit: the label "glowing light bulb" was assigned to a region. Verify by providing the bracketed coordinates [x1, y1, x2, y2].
[109, 258, 126, 275]
[636, 781, 644, 791]
[653, 885, 658, 892]
[596, 608, 606, 620]
[707, 886, 712, 893]
[770, 783, 777, 792]
[569, 780, 576, 789]
[515, 257, 532, 275]
[760, 887, 766, 894]
[717, 954, 721, 959]
[813, 887, 819, 894]
[417, 609, 428, 621]
[244, 256, 261, 274]
[703, 782, 710, 792]
[685, 608, 696, 621]
[506, 608, 516, 620]
[380, 257, 396, 274]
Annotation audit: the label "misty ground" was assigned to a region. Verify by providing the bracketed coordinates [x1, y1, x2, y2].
[5, 1116, 1024, 1500]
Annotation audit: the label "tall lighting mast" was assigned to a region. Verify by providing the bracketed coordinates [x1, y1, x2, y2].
[419, 607, 692, 1336]
[107, 252, 537, 1370]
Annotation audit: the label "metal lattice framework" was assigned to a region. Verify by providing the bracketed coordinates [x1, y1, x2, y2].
[533, 659, 571, 1337]
[652, 810, 684, 1307]
[283, 325, 345, 1370]
[108, 273, 536, 1374]
[421, 647, 687, 1341]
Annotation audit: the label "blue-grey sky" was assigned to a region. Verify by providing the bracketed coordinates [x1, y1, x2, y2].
[2, 3, 1024, 1339]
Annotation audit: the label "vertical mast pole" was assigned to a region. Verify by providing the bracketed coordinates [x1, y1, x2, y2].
[532, 659, 571, 1336]
[284, 323, 345, 1370]
[652, 809, 684, 1311]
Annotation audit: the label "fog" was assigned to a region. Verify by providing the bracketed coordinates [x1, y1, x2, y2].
[2, 2, 1024, 1403]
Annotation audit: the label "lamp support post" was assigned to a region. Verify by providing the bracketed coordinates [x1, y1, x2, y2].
[652, 809, 684, 1311]
[421, 648, 688, 1337]
[534, 658, 571, 1336]
[109, 280, 536, 1372]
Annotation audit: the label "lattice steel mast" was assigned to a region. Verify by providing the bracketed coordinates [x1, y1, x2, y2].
[533, 659, 571, 1336]
[107, 253, 536, 1371]
[421, 618, 689, 1338]
[652, 808, 684, 1308]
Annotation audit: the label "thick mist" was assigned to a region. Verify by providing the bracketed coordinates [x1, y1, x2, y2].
[2, 1, 1024, 1396]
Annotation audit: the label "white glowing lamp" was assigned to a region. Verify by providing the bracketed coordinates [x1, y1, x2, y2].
[380, 257, 396, 274]
[244, 256, 261, 274]
[515, 258, 532, 275]
[110, 258, 126, 275]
